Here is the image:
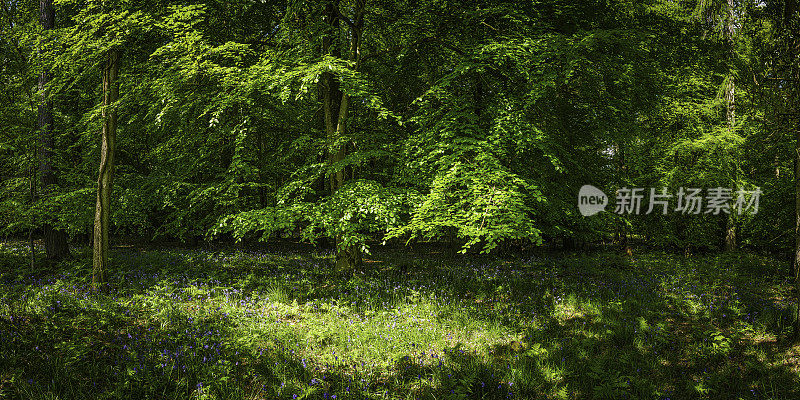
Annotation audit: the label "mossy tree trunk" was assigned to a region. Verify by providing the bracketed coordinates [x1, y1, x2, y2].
[92, 49, 119, 291]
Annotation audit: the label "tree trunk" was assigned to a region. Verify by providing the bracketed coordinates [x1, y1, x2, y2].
[724, 0, 737, 252]
[786, 0, 800, 338]
[615, 143, 632, 255]
[794, 113, 800, 337]
[724, 215, 737, 251]
[37, 0, 70, 260]
[92, 49, 120, 291]
[321, 0, 366, 271]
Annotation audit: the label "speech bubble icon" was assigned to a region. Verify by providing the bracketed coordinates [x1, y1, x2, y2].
[578, 185, 608, 216]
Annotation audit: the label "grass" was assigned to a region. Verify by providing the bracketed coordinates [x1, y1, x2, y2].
[0, 242, 799, 399]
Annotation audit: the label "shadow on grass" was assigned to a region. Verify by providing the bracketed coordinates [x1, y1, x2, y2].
[508, 302, 800, 399]
[1, 244, 799, 399]
[0, 300, 512, 399]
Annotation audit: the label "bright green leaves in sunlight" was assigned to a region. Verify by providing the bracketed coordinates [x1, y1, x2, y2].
[0, 0, 794, 258]
[390, 158, 542, 253]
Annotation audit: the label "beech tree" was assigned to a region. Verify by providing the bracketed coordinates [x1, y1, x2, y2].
[92, 49, 118, 289]
[1, 0, 799, 281]
[321, 0, 367, 269]
[37, 0, 70, 260]
[48, 0, 155, 288]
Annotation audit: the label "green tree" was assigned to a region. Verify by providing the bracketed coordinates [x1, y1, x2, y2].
[37, 0, 70, 260]
[51, 0, 156, 288]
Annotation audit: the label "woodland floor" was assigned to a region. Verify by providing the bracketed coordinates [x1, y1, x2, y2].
[1, 241, 799, 399]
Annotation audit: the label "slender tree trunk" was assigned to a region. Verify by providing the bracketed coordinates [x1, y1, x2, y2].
[724, 214, 737, 251]
[321, 0, 366, 271]
[793, 159, 800, 329]
[29, 161, 35, 267]
[794, 115, 800, 337]
[724, 0, 738, 252]
[785, 0, 800, 338]
[332, 89, 362, 270]
[92, 50, 120, 291]
[614, 143, 632, 255]
[37, 0, 70, 260]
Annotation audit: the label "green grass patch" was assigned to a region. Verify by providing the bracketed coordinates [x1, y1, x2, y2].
[0, 243, 798, 399]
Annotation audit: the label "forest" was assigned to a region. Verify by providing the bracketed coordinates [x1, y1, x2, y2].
[1, 0, 800, 399]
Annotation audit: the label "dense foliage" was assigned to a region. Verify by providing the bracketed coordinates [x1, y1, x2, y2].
[2, 1, 800, 399]
[1, 0, 797, 259]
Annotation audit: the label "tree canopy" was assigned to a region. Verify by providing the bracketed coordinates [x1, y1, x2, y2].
[0, 0, 798, 265]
